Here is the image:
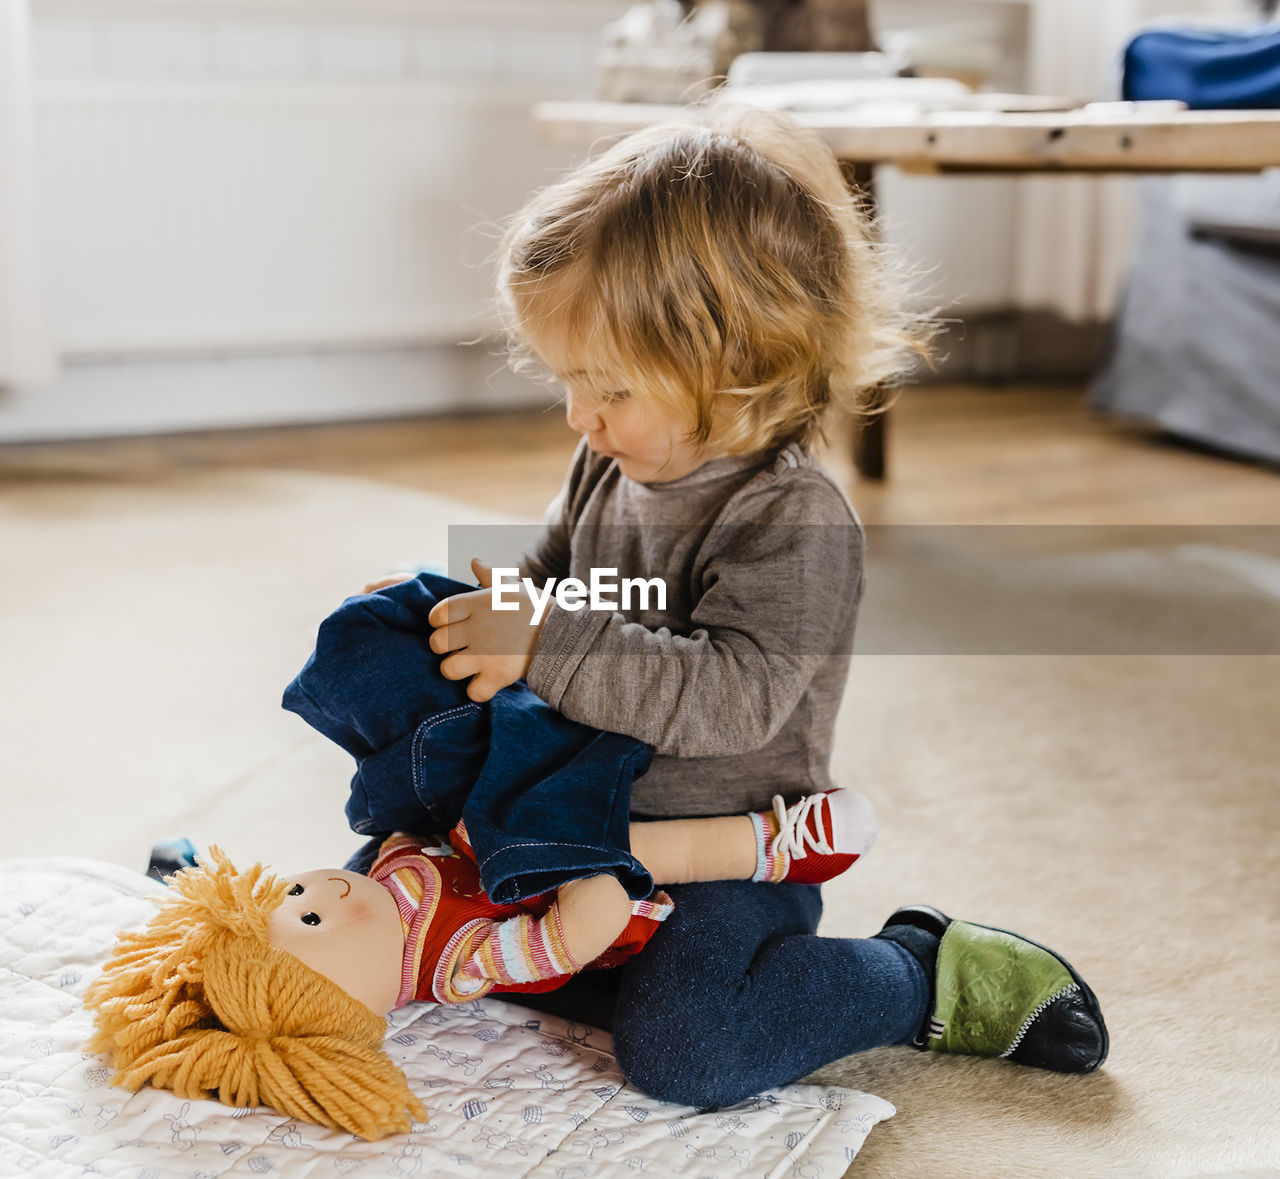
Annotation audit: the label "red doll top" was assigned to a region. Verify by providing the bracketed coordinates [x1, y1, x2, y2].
[370, 829, 673, 1007]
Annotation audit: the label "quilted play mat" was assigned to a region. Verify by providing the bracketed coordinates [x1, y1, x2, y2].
[0, 857, 893, 1178]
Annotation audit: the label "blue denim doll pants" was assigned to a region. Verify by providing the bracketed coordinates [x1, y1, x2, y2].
[283, 573, 654, 904]
[504, 877, 931, 1106]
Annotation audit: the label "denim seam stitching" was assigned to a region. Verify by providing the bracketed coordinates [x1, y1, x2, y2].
[477, 838, 614, 866]
[412, 704, 479, 806]
[478, 743, 653, 905]
[474, 741, 646, 873]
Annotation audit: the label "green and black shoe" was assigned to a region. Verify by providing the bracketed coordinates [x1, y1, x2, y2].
[877, 904, 1108, 1073]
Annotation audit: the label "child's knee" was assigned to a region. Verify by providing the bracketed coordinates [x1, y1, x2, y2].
[613, 1000, 757, 1108]
[615, 1032, 750, 1108]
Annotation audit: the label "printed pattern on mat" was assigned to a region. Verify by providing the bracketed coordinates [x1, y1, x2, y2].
[0, 857, 894, 1178]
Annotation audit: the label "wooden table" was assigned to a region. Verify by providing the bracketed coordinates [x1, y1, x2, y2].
[534, 101, 1280, 477]
[535, 101, 1280, 175]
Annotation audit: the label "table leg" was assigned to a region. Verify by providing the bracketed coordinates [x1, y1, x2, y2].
[841, 161, 888, 481]
[853, 398, 888, 480]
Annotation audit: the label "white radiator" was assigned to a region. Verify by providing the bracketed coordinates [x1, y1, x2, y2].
[0, 5, 615, 438]
[26, 3, 616, 364]
[34, 79, 585, 360]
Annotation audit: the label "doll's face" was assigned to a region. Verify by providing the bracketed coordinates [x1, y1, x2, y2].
[267, 869, 406, 1017]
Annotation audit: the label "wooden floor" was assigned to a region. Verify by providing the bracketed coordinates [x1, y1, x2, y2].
[2, 383, 1279, 525]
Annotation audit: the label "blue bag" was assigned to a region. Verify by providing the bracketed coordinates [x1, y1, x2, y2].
[1122, 26, 1280, 109]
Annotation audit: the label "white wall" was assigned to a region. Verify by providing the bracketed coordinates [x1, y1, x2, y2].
[28, 2, 626, 361]
[5, 0, 1242, 440]
[878, 0, 1242, 322]
[871, 0, 1029, 314]
[0, 1, 56, 390]
[1012, 0, 1246, 320]
[2, 1, 628, 440]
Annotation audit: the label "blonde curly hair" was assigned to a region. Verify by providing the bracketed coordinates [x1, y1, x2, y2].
[499, 99, 928, 455]
[83, 848, 426, 1140]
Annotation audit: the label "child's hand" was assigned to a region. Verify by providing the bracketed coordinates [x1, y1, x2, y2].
[427, 558, 541, 702]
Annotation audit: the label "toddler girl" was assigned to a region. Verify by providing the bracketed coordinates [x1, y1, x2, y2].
[427, 100, 1108, 1103]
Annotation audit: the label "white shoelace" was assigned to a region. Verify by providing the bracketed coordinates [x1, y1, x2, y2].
[770, 793, 834, 861]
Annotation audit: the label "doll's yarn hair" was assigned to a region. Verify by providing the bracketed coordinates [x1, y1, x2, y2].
[82, 847, 427, 1140]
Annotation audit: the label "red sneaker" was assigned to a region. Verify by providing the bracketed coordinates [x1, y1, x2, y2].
[752, 789, 877, 885]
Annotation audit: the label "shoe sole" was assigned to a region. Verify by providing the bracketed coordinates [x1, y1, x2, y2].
[885, 904, 1110, 1072]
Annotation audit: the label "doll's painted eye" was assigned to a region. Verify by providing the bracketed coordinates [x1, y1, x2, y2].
[301, 912, 321, 926]
[288, 884, 304, 896]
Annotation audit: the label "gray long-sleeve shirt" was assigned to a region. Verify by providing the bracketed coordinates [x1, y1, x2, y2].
[523, 439, 864, 818]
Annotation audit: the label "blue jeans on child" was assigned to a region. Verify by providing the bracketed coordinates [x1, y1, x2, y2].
[505, 877, 930, 1106]
[283, 573, 653, 904]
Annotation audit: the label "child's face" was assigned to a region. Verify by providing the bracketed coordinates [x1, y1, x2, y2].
[534, 333, 722, 483]
[569, 385, 711, 483]
[267, 869, 406, 1016]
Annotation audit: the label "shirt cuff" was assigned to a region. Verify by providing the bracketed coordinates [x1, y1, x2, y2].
[526, 601, 611, 708]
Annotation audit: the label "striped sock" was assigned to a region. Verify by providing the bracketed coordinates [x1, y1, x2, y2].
[750, 810, 787, 883]
[457, 908, 583, 988]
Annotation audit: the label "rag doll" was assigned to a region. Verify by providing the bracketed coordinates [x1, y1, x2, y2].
[85, 789, 874, 1139]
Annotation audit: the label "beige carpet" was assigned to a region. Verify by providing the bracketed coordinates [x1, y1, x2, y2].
[1, 468, 1276, 1177]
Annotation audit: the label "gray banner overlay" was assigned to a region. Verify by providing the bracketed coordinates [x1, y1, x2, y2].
[437, 524, 1280, 656]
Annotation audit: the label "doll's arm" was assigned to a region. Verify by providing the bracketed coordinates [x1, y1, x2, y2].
[444, 876, 632, 1002]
